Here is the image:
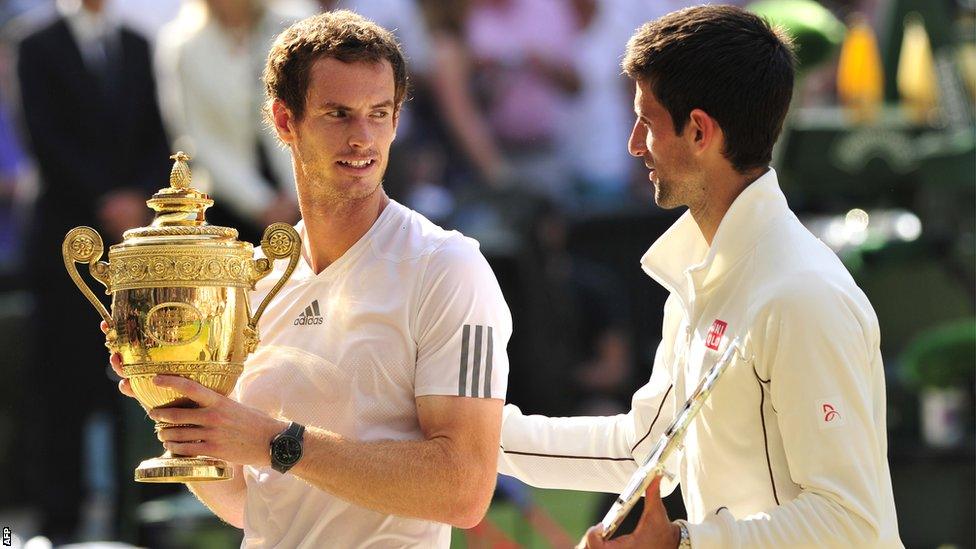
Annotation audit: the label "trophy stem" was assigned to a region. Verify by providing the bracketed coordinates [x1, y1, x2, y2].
[135, 449, 233, 483]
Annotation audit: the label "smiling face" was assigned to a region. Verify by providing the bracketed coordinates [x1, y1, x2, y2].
[275, 57, 398, 208]
[628, 79, 701, 210]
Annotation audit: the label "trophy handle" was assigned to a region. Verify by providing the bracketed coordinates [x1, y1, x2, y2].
[249, 223, 301, 332]
[63, 226, 112, 325]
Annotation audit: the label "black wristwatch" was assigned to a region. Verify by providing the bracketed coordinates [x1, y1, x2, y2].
[270, 421, 305, 474]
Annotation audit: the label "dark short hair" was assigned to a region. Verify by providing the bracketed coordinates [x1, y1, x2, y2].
[263, 10, 408, 124]
[623, 5, 795, 172]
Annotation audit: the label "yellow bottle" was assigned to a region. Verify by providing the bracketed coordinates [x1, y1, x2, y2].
[897, 13, 940, 125]
[837, 14, 884, 123]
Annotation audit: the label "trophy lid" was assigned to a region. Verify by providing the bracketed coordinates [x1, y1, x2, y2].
[120, 152, 240, 243]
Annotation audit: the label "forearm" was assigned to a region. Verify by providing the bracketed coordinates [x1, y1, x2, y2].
[186, 464, 247, 529]
[688, 491, 883, 549]
[499, 405, 638, 493]
[291, 427, 495, 529]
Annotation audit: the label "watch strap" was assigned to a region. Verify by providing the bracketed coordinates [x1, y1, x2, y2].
[675, 520, 692, 548]
[283, 421, 305, 440]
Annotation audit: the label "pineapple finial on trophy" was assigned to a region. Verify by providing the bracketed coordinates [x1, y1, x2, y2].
[169, 151, 192, 189]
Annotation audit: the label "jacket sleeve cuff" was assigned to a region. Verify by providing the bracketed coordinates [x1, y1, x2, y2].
[686, 508, 736, 549]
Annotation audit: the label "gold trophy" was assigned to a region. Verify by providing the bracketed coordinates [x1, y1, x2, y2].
[62, 152, 301, 483]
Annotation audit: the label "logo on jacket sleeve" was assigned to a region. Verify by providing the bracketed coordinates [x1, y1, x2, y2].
[294, 300, 324, 326]
[822, 403, 841, 422]
[705, 319, 728, 350]
[817, 397, 847, 429]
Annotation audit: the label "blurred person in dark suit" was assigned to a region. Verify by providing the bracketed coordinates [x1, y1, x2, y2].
[16, 0, 169, 540]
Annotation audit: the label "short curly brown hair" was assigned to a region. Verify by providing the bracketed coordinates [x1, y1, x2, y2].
[262, 10, 408, 124]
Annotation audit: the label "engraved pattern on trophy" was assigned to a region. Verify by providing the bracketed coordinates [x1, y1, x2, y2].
[109, 246, 254, 291]
[206, 301, 226, 362]
[126, 362, 243, 409]
[124, 225, 238, 239]
[62, 152, 303, 483]
[145, 302, 204, 346]
[113, 287, 249, 407]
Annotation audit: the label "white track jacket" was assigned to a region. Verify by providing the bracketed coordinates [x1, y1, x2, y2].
[498, 170, 902, 548]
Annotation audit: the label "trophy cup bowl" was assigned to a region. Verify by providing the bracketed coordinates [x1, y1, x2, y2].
[62, 152, 301, 483]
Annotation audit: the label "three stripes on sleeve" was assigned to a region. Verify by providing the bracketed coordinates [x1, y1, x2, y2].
[458, 324, 494, 398]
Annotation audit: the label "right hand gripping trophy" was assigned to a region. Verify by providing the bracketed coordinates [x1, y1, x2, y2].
[62, 152, 301, 483]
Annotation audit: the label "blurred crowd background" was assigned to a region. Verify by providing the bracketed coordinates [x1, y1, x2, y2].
[0, 0, 972, 547]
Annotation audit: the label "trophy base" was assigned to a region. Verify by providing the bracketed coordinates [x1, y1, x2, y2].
[135, 453, 232, 483]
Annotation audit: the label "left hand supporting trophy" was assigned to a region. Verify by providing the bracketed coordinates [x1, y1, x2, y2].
[62, 152, 301, 483]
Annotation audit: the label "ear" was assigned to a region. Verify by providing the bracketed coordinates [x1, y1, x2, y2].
[272, 99, 297, 145]
[687, 108, 720, 155]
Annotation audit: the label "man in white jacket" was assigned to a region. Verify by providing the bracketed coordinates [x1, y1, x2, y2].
[498, 5, 903, 548]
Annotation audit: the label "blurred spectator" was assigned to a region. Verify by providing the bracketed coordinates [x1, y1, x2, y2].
[0, 8, 35, 273]
[418, 0, 510, 189]
[156, 0, 299, 244]
[16, 0, 171, 541]
[107, 0, 180, 44]
[465, 0, 580, 203]
[517, 201, 634, 416]
[401, 145, 456, 223]
[0, 0, 54, 37]
[0, 91, 27, 270]
[560, 0, 644, 212]
[339, 0, 433, 92]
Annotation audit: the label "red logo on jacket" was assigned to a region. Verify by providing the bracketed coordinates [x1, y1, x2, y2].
[705, 319, 728, 350]
[822, 403, 841, 422]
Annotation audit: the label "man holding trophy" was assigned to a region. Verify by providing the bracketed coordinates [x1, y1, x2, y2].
[497, 6, 903, 549]
[83, 10, 510, 548]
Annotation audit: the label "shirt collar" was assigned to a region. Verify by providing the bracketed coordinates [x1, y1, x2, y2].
[640, 168, 789, 307]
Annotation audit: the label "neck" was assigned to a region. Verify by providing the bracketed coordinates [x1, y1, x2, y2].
[300, 190, 390, 274]
[210, 4, 260, 33]
[81, 0, 105, 14]
[60, 0, 104, 17]
[689, 165, 767, 245]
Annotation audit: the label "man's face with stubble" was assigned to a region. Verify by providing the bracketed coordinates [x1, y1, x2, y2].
[628, 79, 703, 210]
[279, 57, 398, 208]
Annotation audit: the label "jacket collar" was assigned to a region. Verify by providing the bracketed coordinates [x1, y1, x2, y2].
[640, 168, 790, 310]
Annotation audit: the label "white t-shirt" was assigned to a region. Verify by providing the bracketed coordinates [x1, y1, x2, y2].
[235, 200, 511, 548]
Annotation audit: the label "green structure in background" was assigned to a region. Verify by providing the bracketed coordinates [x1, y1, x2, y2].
[900, 318, 976, 390]
[749, 0, 846, 71]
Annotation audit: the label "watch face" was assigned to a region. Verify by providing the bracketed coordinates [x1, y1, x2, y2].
[272, 436, 302, 465]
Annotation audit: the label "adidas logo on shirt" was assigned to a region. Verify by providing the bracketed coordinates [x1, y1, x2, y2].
[294, 300, 324, 326]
